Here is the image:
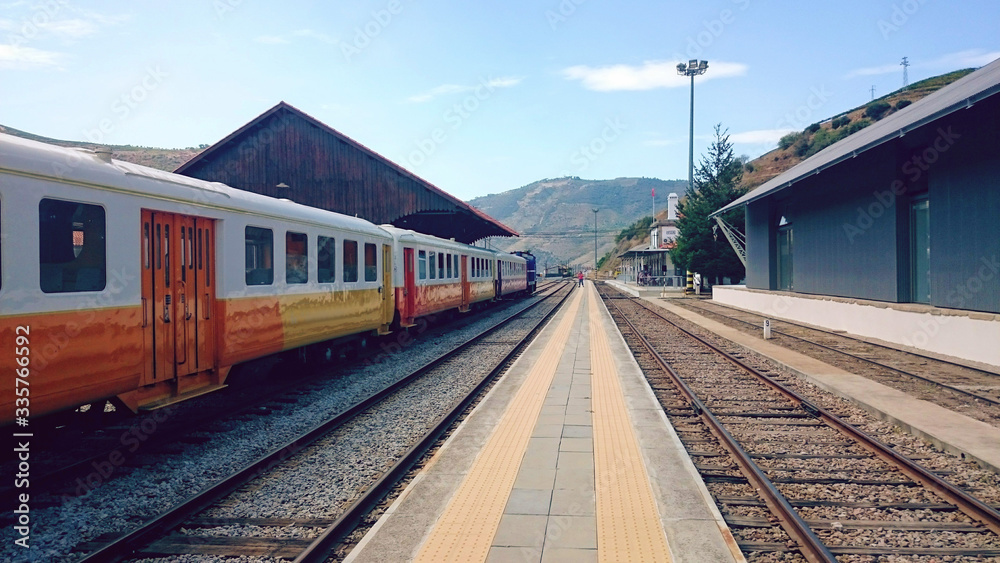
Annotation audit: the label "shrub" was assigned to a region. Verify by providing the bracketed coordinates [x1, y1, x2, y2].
[864, 101, 892, 121]
[845, 118, 872, 135]
[831, 116, 851, 129]
[895, 99, 913, 110]
[778, 132, 801, 150]
[744, 162, 755, 173]
[793, 135, 812, 157]
[805, 122, 821, 134]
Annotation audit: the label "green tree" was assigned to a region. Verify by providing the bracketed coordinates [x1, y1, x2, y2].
[671, 124, 747, 285]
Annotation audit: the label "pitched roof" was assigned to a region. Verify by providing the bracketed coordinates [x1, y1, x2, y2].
[713, 57, 1000, 216]
[175, 101, 517, 241]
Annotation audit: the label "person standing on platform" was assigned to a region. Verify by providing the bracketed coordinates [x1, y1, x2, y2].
[577, 270, 584, 287]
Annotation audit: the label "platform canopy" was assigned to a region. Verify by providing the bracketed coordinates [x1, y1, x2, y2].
[175, 101, 517, 243]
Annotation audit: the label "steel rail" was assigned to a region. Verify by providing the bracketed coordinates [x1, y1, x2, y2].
[624, 293, 1000, 537]
[599, 289, 838, 563]
[78, 281, 572, 562]
[294, 282, 577, 562]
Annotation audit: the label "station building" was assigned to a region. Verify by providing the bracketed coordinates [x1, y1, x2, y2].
[175, 101, 516, 244]
[712, 58, 1000, 368]
[618, 193, 683, 287]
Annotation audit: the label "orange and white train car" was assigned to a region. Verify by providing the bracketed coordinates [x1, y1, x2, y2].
[383, 226, 496, 327]
[0, 133, 395, 425]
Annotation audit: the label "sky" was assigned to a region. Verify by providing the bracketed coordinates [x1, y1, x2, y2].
[2, 0, 999, 201]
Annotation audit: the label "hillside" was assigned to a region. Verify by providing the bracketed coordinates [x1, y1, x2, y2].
[741, 69, 974, 190]
[0, 124, 203, 171]
[469, 177, 686, 272]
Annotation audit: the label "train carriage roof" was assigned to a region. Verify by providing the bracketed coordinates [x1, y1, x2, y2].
[0, 132, 390, 238]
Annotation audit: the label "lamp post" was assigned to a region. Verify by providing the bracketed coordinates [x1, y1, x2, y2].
[677, 59, 708, 194]
[592, 208, 599, 273]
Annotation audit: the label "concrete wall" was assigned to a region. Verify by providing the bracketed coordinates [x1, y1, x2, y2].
[713, 286, 1000, 369]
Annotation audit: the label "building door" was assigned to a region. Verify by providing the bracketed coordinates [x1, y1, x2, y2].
[776, 226, 793, 291]
[141, 210, 216, 386]
[910, 198, 930, 303]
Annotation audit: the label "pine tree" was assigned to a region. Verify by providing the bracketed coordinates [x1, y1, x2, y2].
[671, 124, 746, 285]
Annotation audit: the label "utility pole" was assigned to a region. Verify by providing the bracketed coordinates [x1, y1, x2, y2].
[870, 85, 876, 101]
[901, 56, 910, 90]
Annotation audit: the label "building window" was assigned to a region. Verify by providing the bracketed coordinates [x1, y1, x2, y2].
[343, 239, 358, 283]
[776, 225, 793, 291]
[245, 226, 274, 286]
[418, 250, 427, 280]
[38, 199, 107, 293]
[286, 231, 308, 284]
[364, 242, 378, 282]
[318, 236, 336, 283]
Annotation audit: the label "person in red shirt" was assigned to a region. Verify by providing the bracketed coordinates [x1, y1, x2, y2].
[577, 271, 584, 287]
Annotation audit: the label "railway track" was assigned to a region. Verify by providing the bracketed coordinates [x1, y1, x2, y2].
[598, 285, 1000, 562]
[675, 298, 1000, 412]
[2, 280, 562, 516]
[73, 281, 575, 562]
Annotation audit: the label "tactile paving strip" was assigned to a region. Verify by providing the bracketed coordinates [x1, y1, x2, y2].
[414, 288, 585, 562]
[589, 288, 673, 562]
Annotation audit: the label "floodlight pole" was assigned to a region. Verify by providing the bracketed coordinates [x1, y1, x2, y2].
[677, 60, 708, 194]
[592, 208, 599, 271]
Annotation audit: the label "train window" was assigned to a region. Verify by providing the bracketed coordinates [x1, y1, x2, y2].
[438, 252, 444, 279]
[39, 198, 107, 293]
[0, 199, 2, 290]
[205, 227, 212, 286]
[245, 226, 274, 286]
[364, 242, 377, 282]
[181, 227, 186, 282]
[343, 239, 358, 283]
[418, 250, 427, 280]
[318, 236, 336, 283]
[473, 258, 478, 278]
[446, 254, 452, 279]
[286, 231, 308, 284]
[428, 251, 436, 279]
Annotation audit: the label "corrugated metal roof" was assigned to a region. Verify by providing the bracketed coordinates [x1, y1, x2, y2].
[713, 57, 1000, 216]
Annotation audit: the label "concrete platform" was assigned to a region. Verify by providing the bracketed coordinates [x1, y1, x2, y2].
[641, 296, 1000, 474]
[712, 285, 1000, 369]
[345, 283, 742, 563]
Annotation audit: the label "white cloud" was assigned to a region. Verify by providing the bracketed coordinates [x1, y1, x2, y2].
[255, 35, 290, 45]
[41, 19, 98, 38]
[0, 44, 62, 69]
[730, 128, 797, 145]
[407, 76, 524, 103]
[293, 29, 337, 44]
[561, 60, 747, 91]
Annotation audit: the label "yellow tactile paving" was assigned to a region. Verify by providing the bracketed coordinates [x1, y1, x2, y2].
[589, 287, 673, 563]
[414, 288, 585, 563]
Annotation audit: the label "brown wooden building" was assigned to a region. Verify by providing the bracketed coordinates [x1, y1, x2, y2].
[174, 102, 517, 243]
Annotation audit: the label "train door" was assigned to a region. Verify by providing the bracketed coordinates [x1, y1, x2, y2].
[459, 254, 470, 312]
[402, 247, 416, 326]
[380, 244, 393, 333]
[141, 210, 216, 386]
